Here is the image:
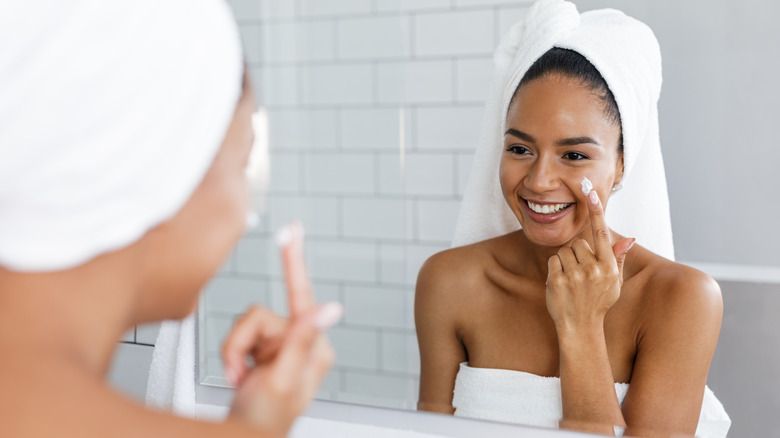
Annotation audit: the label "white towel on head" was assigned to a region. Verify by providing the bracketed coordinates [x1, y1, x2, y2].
[452, 0, 674, 260]
[0, 0, 243, 272]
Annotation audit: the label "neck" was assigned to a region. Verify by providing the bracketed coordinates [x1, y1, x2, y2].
[0, 254, 141, 376]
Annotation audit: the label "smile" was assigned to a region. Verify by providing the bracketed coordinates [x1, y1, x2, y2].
[526, 200, 573, 215]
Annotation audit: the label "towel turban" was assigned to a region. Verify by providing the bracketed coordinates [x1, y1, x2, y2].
[0, 0, 244, 271]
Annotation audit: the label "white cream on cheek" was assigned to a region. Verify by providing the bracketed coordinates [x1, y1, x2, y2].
[580, 176, 593, 196]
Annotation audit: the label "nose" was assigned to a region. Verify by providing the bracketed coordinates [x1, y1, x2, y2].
[524, 155, 560, 193]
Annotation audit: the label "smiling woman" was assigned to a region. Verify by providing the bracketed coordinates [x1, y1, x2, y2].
[414, 0, 731, 436]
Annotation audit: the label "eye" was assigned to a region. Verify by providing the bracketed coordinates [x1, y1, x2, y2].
[563, 152, 589, 160]
[506, 145, 531, 155]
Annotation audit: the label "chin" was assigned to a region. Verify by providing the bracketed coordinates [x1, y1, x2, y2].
[521, 228, 575, 249]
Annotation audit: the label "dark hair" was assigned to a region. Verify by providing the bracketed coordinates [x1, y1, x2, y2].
[512, 47, 623, 152]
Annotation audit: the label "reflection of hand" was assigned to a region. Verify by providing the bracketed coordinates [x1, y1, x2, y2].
[222, 221, 342, 438]
[546, 190, 635, 331]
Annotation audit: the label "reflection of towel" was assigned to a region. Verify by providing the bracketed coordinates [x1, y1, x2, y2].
[146, 314, 198, 418]
[0, 0, 243, 272]
[452, 0, 674, 260]
[452, 363, 731, 438]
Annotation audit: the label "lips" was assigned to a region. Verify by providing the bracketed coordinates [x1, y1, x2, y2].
[520, 198, 574, 224]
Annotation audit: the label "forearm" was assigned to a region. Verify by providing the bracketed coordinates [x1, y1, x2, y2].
[557, 322, 625, 434]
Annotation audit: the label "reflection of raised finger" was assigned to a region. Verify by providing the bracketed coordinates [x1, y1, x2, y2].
[586, 191, 613, 261]
[222, 306, 288, 385]
[571, 239, 595, 264]
[556, 247, 578, 272]
[278, 221, 315, 317]
[269, 311, 321, 393]
[301, 335, 335, 400]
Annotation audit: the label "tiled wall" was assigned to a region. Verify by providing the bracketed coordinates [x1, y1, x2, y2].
[189, 0, 534, 409]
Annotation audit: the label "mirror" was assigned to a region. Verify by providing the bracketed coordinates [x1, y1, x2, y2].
[199, 0, 780, 436]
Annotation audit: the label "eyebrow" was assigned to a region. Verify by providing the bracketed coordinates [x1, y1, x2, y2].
[504, 128, 601, 147]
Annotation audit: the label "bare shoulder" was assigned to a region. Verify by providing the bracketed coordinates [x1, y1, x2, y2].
[416, 239, 498, 300]
[414, 237, 503, 324]
[632, 249, 723, 330]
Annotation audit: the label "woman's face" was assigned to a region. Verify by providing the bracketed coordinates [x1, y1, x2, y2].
[139, 73, 258, 320]
[500, 74, 623, 249]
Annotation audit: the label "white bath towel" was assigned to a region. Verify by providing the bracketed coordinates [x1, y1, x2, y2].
[146, 314, 199, 418]
[452, 363, 731, 438]
[0, 0, 243, 272]
[452, 0, 674, 261]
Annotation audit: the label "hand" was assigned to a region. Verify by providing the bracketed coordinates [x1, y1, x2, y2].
[545, 190, 635, 331]
[222, 221, 342, 438]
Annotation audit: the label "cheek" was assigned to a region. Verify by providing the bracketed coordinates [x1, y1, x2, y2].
[498, 158, 523, 206]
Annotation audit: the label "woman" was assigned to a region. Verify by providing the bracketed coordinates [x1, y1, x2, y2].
[415, 1, 730, 436]
[0, 1, 339, 437]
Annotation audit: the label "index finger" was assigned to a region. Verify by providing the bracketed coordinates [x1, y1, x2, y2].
[277, 220, 315, 317]
[586, 190, 613, 261]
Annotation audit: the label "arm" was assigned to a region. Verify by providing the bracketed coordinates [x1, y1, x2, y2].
[549, 190, 722, 436]
[415, 252, 468, 414]
[621, 269, 722, 436]
[547, 189, 635, 434]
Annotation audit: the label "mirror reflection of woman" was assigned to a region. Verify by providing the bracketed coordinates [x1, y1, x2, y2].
[415, 1, 731, 436]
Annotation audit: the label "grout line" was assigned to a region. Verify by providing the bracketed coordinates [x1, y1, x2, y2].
[377, 327, 384, 370]
[408, 12, 416, 60]
[412, 198, 420, 243]
[451, 56, 459, 103]
[376, 242, 383, 284]
[372, 61, 380, 105]
[335, 108, 343, 149]
[298, 152, 306, 193]
[262, 100, 486, 111]
[337, 196, 344, 238]
[374, 153, 381, 196]
[453, 152, 460, 196]
[256, 53, 494, 68]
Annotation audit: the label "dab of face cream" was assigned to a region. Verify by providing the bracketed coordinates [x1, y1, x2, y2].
[581, 177, 593, 196]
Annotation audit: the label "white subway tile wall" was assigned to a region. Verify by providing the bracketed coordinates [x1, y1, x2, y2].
[118, 0, 535, 409]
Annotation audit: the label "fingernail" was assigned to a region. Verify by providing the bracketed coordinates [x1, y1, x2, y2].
[588, 190, 599, 205]
[275, 224, 292, 247]
[312, 302, 343, 331]
[626, 238, 636, 252]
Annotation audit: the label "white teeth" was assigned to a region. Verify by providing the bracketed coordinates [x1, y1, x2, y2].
[527, 201, 571, 214]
